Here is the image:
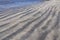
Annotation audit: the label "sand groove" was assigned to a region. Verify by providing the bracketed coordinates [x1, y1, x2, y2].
[0, 1, 60, 40]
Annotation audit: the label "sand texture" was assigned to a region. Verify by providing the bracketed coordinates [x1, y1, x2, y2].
[0, 0, 60, 40]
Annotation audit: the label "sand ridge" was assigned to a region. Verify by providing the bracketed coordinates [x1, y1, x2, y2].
[0, 0, 60, 40]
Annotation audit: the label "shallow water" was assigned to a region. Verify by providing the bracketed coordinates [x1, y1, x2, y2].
[0, 1, 40, 12]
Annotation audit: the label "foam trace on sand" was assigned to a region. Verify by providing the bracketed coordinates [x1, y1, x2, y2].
[0, 1, 60, 40]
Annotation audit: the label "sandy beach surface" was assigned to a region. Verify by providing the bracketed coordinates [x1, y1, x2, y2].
[0, 0, 60, 40]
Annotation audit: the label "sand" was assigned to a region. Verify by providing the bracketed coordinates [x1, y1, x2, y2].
[0, 0, 60, 40]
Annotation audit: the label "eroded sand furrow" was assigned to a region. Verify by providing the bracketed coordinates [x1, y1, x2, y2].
[0, 6, 49, 39]
[0, 7, 33, 20]
[0, 7, 32, 17]
[0, 0, 60, 40]
[0, 9, 39, 32]
[0, 3, 51, 40]
[0, 8, 37, 26]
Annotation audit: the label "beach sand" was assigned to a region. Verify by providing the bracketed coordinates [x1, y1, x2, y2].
[0, 0, 60, 40]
